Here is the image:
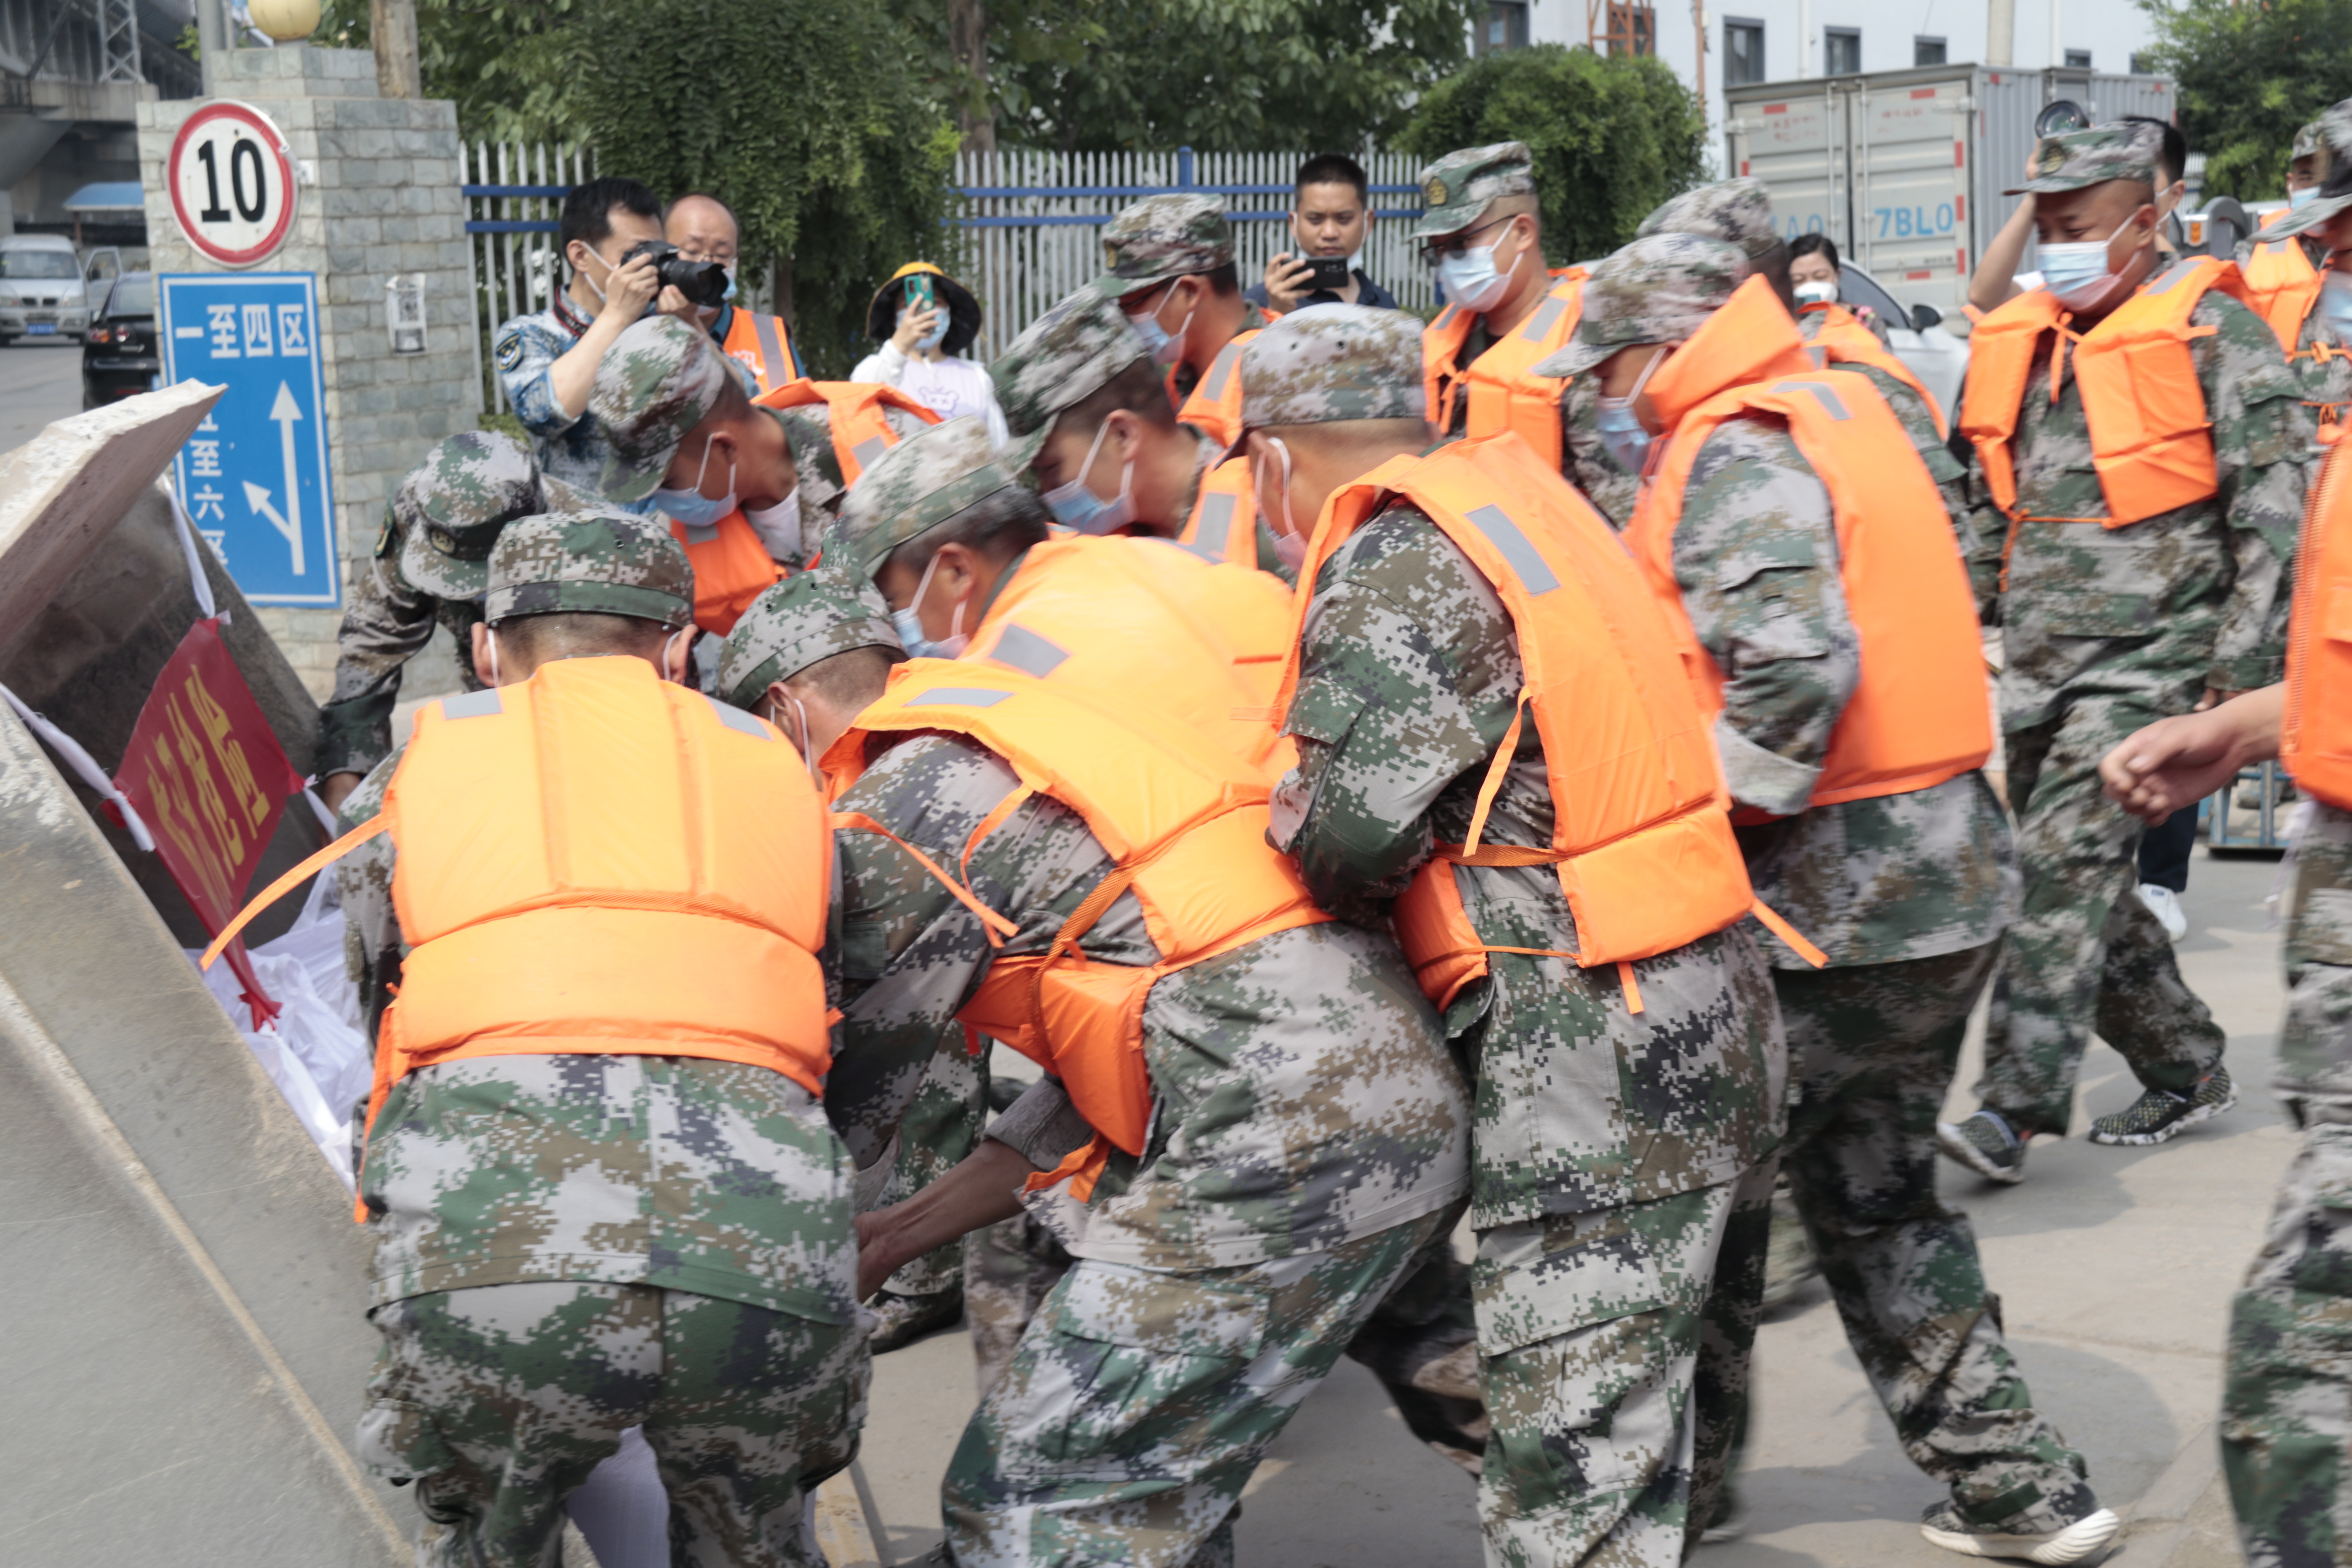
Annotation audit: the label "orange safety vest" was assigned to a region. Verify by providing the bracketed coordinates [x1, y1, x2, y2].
[202, 658, 833, 1216]
[673, 379, 940, 635]
[2242, 216, 2323, 355]
[2285, 429, 2352, 809]
[1274, 429, 1791, 1014]
[1800, 303, 1947, 436]
[1959, 256, 2250, 529]
[828, 666, 1329, 1195]
[958, 533, 1298, 778]
[1629, 365, 1992, 811]
[1178, 455, 1263, 572]
[1176, 328, 1260, 449]
[1422, 268, 1586, 470]
[720, 308, 799, 396]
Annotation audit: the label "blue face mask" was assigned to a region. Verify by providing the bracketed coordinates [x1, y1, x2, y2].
[1594, 347, 1669, 476]
[2292, 186, 2321, 211]
[2318, 270, 2352, 339]
[1041, 417, 1135, 534]
[1125, 294, 1192, 366]
[1436, 227, 1524, 313]
[907, 306, 949, 351]
[2035, 216, 2134, 310]
[890, 549, 970, 659]
[720, 269, 739, 301]
[651, 438, 737, 529]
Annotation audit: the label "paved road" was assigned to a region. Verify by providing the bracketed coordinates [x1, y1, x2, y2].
[0, 339, 88, 454]
[855, 851, 2288, 1567]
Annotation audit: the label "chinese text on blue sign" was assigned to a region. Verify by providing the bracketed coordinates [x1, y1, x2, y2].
[158, 272, 338, 608]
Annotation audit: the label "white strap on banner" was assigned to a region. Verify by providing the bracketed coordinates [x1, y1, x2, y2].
[167, 481, 221, 624]
[0, 682, 155, 851]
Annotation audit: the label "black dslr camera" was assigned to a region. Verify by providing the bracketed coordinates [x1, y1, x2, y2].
[620, 240, 730, 307]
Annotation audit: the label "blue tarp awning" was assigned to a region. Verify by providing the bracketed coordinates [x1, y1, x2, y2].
[64, 181, 145, 213]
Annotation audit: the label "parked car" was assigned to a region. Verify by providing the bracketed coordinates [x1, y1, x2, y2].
[82, 272, 157, 409]
[1833, 263, 1969, 421]
[0, 233, 109, 345]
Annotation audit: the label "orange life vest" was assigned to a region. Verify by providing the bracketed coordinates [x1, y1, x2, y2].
[1631, 364, 1993, 811]
[1800, 303, 1947, 436]
[1274, 429, 1778, 1013]
[1178, 455, 1263, 572]
[1959, 256, 2250, 529]
[828, 666, 1329, 1196]
[201, 658, 833, 1219]
[2284, 428, 2352, 809]
[720, 309, 799, 396]
[1176, 328, 1260, 450]
[1422, 268, 1586, 470]
[672, 379, 939, 635]
[2242, 215, 2324, 355]
[960, 533, 1298, 779]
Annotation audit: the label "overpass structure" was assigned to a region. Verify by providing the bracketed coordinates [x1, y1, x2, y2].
[0, 0, 199, 236]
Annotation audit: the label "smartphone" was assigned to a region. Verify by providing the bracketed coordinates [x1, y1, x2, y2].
[906, 273, 937, 313]
[1304, 256, 1353, 290]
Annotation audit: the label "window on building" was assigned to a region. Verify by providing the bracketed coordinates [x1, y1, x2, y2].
[1724, 18, 1765, 85]
[2064, 49, 2091, 68]
[1825, 27, 1860, 76]
[1478, 0, 1529, 53]
[1915, 36, 1946, 66]
[1603, 1, 1657, 56]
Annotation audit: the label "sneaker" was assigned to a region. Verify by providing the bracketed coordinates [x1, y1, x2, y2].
[866, 1286, 963, 1352]
[2137, 882, 2189, 942]
[2087, 1066, 2237, 1147]
[1920, 1502, 2120, 1564]
[1936, 1109, 2028, 1184]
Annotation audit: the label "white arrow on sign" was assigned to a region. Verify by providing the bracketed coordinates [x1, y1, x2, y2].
[239, 382, 306, 576]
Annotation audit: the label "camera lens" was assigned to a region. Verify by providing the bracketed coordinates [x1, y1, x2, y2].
[2035, 100, 2091, 138]
[660, 257, 729, 307]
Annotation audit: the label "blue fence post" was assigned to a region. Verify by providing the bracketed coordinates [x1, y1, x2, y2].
[1178, 146, 1194, 191]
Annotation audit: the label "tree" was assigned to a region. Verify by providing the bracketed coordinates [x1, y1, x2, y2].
[312, 0, 584, 143]
[2135, 0, 2352, 201]
[1397, 45, 1706, 266]
[572, 0, 962, 380]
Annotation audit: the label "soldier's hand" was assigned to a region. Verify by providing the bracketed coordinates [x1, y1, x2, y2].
[1262, 252, 1320, 316]
[2099, 686, 2285, 820]
[2195, 685, 2241, 712]
[853, 1209, 903, 1301]
[317, 771, 362, 815]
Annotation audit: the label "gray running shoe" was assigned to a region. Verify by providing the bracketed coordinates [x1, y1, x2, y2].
[1920, 1502, 2120, 1564]
[2087, 1066, 2237, 1147]
[1936, 1109, 2027, 1184]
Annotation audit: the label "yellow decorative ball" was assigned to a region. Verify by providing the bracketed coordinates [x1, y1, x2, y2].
[245, 0, 321, 43]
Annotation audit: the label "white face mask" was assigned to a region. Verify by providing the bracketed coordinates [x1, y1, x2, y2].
[2036, 214, 2143, 310]
[1793, 279, 1838, 308]
[764, 690, 827, 788]
[742, 495, 802, 561]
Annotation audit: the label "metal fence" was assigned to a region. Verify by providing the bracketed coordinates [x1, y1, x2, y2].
[462, 144, 1430, 414]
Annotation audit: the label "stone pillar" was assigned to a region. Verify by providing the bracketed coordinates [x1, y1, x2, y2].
[134, 45, 476, 700]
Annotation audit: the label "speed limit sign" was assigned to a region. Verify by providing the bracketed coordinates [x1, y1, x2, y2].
[167, 102, 298, 268]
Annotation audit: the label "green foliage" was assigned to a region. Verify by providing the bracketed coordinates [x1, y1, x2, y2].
[572, 0, 962, 379]
[1398, 44, 1706, 265]
[890, 0, 1479, 152]
[312, 0, 584, 143]
[2135, 0, 2352, 201]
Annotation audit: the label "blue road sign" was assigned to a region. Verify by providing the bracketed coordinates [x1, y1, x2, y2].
[158, 272, 338, 608]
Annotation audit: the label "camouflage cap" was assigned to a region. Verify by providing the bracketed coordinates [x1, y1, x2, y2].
[1238, 305, 1427, 436]
[2006, 120, 2163, 196]
[1634, 178, 1780, 263]
[483, 509, 695, 627]
[392, 429, 541, 601]
[589, 314, 733, 504]
[715, 559, 901, 711]
[989, 282, 1151, 471]
[2265, 101, 2352, 238]
[837, 416, 1030, 577]
[1410, 142, 1537, 240]
[1535, 234, 1748, 378]
[2296, 119, 2327, 161]
[1097, 194, 1233, 298]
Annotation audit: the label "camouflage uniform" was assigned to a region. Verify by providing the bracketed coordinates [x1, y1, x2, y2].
[1094, 193, 1274, 403]
[1964, 124, 2308, 1138]
[339, 512, 866, 1568]
[1557, 236, 2102, 1540]
[591, 314, 926, 565]
[491, 292, 654, 510]
[316, 433, 576, 782]
[2240, 103, 2352, 439]
[1412, 143, 1551, 444]
[1251, 302, 1787, 1564]
[2223, 800, 2352, 1566]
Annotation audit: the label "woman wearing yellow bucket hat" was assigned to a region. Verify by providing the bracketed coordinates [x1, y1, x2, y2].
[855, 262, 1007, 446]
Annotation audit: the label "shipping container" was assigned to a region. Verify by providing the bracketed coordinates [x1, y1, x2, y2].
[1725, 65, 2178, 330]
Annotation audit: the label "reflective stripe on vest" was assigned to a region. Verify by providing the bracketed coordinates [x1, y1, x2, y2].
[1802, 305, 1947, 436]
[375, 659, 828, 1142]
[831, 667, 1329, 1181]
[960, 534, 1298, 779]
[2285, 432, 2352, 809]
[1958, 257, 2248, 528]
[1178, 456, 1263, 571]
[1422, 268, 1584, 467]
[1176, 328, 1259, 449]
[1273, 430, 1757, 1007]
[721, 309, 797, 394]
[1630, 368, 1993, 809]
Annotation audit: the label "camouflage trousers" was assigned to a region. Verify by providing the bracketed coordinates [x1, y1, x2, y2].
[1981, 702, 2227, 1136]
[358, 1281, 868, 1568]
[965, 1211, 1075, 1397]
[939, 1205, 1455, 1567]
[1768, 945, 2096, 1535]
[1474, 1161, 1776, 1568]
[2223, 962, 2352, 1567]
[878, 1032, 993, 1298]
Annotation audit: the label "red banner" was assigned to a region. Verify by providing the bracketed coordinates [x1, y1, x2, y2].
[114, 618, 307, 1028]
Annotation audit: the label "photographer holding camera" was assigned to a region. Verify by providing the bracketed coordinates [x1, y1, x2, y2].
[492, 176, 717, 505]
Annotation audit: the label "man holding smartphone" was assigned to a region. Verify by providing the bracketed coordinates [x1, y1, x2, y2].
[1249, 153, 1401, 316]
